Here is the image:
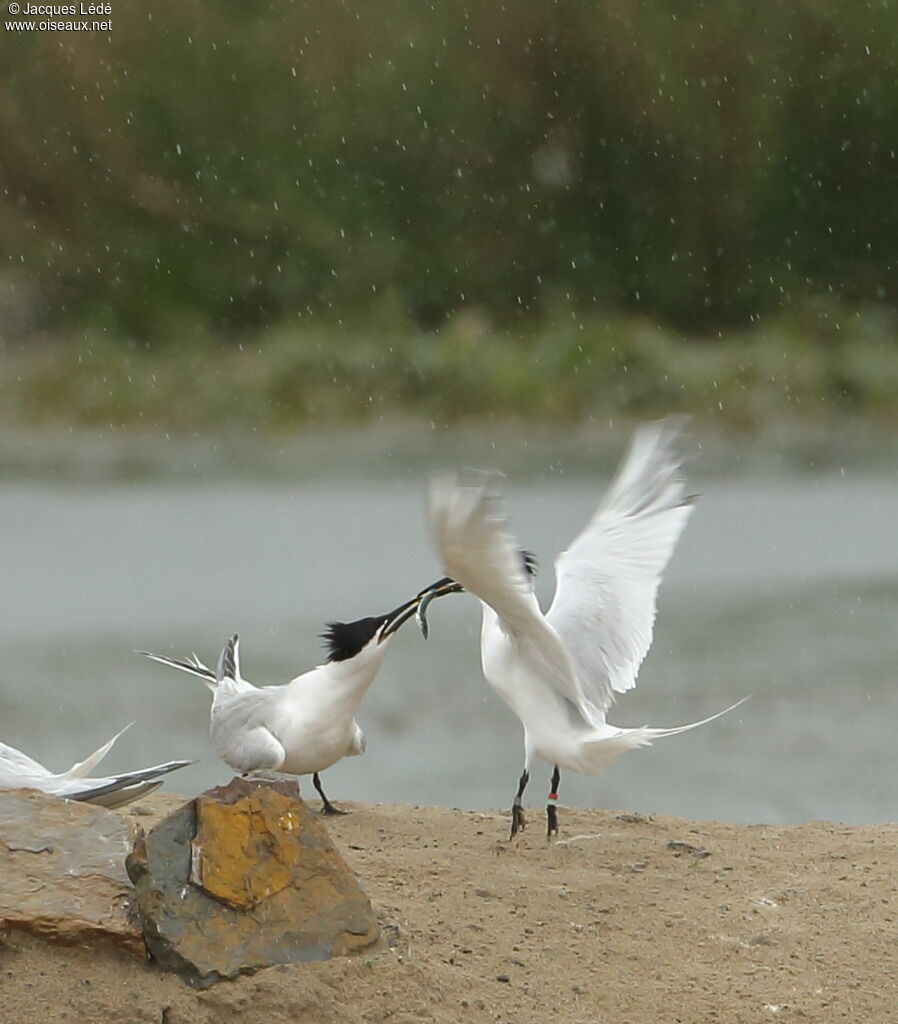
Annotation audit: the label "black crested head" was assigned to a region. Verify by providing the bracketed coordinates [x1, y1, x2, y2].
[321, 615, 388, 663]
[520, 549, 538, 579]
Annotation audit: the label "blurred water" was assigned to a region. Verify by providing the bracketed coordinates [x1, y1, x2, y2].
[1, 428, 896, 825]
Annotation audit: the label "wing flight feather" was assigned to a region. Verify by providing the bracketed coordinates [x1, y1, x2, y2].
[427, 472, 581, 704]
[546, 418, 695, 719]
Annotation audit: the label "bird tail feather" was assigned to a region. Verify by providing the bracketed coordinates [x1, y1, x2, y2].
[138, 650, 218, 692]
[579, 697, 749, 773]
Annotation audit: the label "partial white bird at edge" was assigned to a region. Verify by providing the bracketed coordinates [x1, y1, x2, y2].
[0, 723, 192, 809]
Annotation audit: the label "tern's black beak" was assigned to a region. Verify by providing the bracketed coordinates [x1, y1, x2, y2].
[412, 576, 465, 640]
[377, 576, 465, 643]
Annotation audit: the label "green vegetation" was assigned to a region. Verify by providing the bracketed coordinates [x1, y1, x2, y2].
[1, 1, 896, 428]
[4, 304, 897, 431]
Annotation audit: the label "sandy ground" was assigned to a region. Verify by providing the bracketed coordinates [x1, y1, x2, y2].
[1, 795, 897, 1024]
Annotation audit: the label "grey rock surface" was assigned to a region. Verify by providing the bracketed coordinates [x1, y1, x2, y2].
[0, 788, 142, 953]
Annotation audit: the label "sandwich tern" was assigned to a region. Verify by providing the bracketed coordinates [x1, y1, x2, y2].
[0, 724, 191, 809]
[140, 583, 443, 814]
[422, 418, 746, 838]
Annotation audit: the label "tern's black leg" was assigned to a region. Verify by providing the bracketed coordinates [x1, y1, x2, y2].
[313, 771, 347, 816]
[547, 765, 561, 838]
[510, 768, 530, 838]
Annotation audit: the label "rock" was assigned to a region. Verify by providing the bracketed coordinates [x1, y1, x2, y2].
[0, 788, 142, 953]
[667, 840, 711, 859]
[126, 775, 379, 988]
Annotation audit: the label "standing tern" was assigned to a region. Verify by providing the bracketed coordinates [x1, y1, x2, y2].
[140, 583, 442, 814]
[0, 724, 192, 809]
[421, 418, 746, 838]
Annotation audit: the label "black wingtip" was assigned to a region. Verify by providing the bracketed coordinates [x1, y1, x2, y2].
[216, 634, 239, 682]
[521, 549, 538, 579]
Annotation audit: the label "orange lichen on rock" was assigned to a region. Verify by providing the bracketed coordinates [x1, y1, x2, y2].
[190, 788, 303, 908]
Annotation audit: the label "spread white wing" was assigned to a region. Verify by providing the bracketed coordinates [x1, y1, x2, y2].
[546, 418, 695, 721]
[427, 472, 582, 705]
